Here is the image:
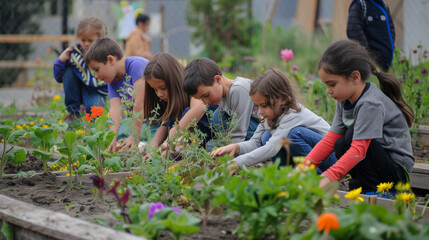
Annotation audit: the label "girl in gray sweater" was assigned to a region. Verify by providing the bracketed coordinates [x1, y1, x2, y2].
[211, 69, 337, 175]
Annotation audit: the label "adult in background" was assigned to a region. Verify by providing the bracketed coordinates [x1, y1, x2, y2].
[124, 13, 154, 60]
[347, 0, 395, 72]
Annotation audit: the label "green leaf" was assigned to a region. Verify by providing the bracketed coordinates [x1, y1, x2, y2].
[6, 130, 26, 143]
[56, 147, 69, 156]
[77, 146, 96, 160]
[94, 115, 107, 132]
[48, 156, 67, 167]
[83, 132, 102, 145]
[1, 220, 13, 240]
[64, 131, 77, 152]
[32, 149, 52, 160]
[57, 185, 68, 193]
[11, 149, 26, 165]
[104, 157, 122, 171]
[51, 123, 69, 132]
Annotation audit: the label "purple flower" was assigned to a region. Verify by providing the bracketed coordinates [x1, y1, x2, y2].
[414, 78, 420, 84]
[173, 207, 182, 215]
[402, 73, 407, 79]
[292, 65, 299, 71]
[148, 202, 164, 220]
[422, 68, 427, 75]
[314, 99, 321, 105]
[90, 175, 105, 197]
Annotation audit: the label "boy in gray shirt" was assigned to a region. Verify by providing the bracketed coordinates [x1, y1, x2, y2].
[183, 58, 259, 144]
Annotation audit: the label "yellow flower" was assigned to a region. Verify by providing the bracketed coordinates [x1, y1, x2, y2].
[192, 138, 196, 143]
[83, 154, 86, 160]
[61, 113, 65, 117]
[66, 173, 70, 176]
[277, 192, 288, 198]
[377, 182, 394, 195]
[39, 118, 44, 123]
[42, 125, 49, 128]
[345, 187, 364, 202]
[118, 190, 122, 194]
[123, 110, 127, 115]
[53, 95, 61, 101]
[396, 182, 411, 192]
[179, 196, 189, 205]
[1, 139, 4, 143]
[58, 120, 63, 124]
[107, 113, 109, 117]
[16, 125, 22, 130]
[30, 121, 34, 126]
[397, 192, 415, 204]
[333, 194, 340, 200]
[24, 132, 28, 137]
[309, 164, 316, 170]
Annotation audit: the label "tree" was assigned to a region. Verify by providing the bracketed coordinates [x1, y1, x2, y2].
[186, 0, 254, 70]
[0, 0, 48, 87]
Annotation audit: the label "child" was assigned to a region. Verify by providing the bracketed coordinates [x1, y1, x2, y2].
[183, 58, 259, 146]
[142, 53, 216, 153]
[306, 39, 414, 193]
[211, 69, 337, 174]
[347, 0, 395, 72]
[53, 17, 108, 122]
[125, 13, 153, 60]
[84, 37, 152, 153]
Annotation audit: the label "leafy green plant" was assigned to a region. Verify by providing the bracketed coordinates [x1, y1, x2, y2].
[77, 115, 117, 178]
[0, 120, 26, 180]
[55, 131, 77, 187]
[117, 202, 200, 240]
[213, 162, 331, 239]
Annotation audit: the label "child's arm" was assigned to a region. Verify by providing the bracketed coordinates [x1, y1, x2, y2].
[321, 139, 371, 184]
[167, 97, 206, 137]
[107, 97, 122, 153]
[52, 47, 73, 83]
[120, 78, 146, 151]
[305, 131, 343, 166]
[150, 125, 168, 149]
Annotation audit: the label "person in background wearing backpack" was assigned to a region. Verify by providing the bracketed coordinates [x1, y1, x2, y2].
[347, 0, 395, 72]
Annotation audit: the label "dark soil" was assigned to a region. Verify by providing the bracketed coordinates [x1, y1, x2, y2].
[0, 163, 239, 239]
[3, 152, 44, 174]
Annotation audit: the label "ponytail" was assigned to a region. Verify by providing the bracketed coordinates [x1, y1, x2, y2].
[373, 70, 414, 127]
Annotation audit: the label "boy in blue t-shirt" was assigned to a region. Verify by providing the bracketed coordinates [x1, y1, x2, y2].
[85, 37, 153, 153]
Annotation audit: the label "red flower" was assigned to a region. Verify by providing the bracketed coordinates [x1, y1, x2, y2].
[317, 212, 340, 233]
[85, 113, 91, 123]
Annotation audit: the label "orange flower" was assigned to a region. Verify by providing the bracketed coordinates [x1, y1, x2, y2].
[90, 106, 104, 118]
[85, 113, 92, 123]
[317, 212, 340, 234]
[35, 57, 41, 64]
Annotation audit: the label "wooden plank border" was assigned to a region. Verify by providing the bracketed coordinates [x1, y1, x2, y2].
[0, 195, 146, 240]
[0, 34, 75, 43]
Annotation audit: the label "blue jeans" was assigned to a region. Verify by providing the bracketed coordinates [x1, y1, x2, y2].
[117, 120, 159, 141]
[212, 108, 258, 141]
[63, 68, 106, 116]
[262, 126, 337, 174]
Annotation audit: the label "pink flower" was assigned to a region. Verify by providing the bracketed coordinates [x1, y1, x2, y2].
[280, 48, 294, 62]
[292, 65, 299, 71]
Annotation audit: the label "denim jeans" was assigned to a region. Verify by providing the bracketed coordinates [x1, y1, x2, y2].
[63, 67, 106, 116]
[212, 108, 259, 141]
[262, 126, 337, 174]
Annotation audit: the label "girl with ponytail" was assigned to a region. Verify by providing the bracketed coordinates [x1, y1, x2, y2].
[306, 39, 415, 194]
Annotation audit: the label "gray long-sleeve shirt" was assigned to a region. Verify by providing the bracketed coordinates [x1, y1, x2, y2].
[235, 104, 330, 167]
[219, 77, 260, 143]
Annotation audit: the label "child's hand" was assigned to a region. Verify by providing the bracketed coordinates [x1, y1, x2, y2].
[119, 136, 136, 152]
[319, 175, 332, 188]
[59, 47, 73, 62]
[107, 137, 118, 153]
[210, 144, 239, 157]
[226, 161, 240, 176]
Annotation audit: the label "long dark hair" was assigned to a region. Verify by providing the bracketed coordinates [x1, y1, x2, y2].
[143, 53, 190, 124]
[250, 68, 301, 128]
[318, 39, 414, 127]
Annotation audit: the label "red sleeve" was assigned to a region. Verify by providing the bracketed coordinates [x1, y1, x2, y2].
[306, 131, 343, 167]
[323, 139, 371, 181]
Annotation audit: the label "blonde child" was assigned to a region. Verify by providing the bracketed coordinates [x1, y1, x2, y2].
[211, 69, 337, 175]
[53, 17, 108, 123]
[306, 39, 414, 193]
[84, 37, 153, 153]
[142, 53, 216, 155]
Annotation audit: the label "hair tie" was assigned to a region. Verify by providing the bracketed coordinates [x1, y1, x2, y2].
[372, 68, 380, 75]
